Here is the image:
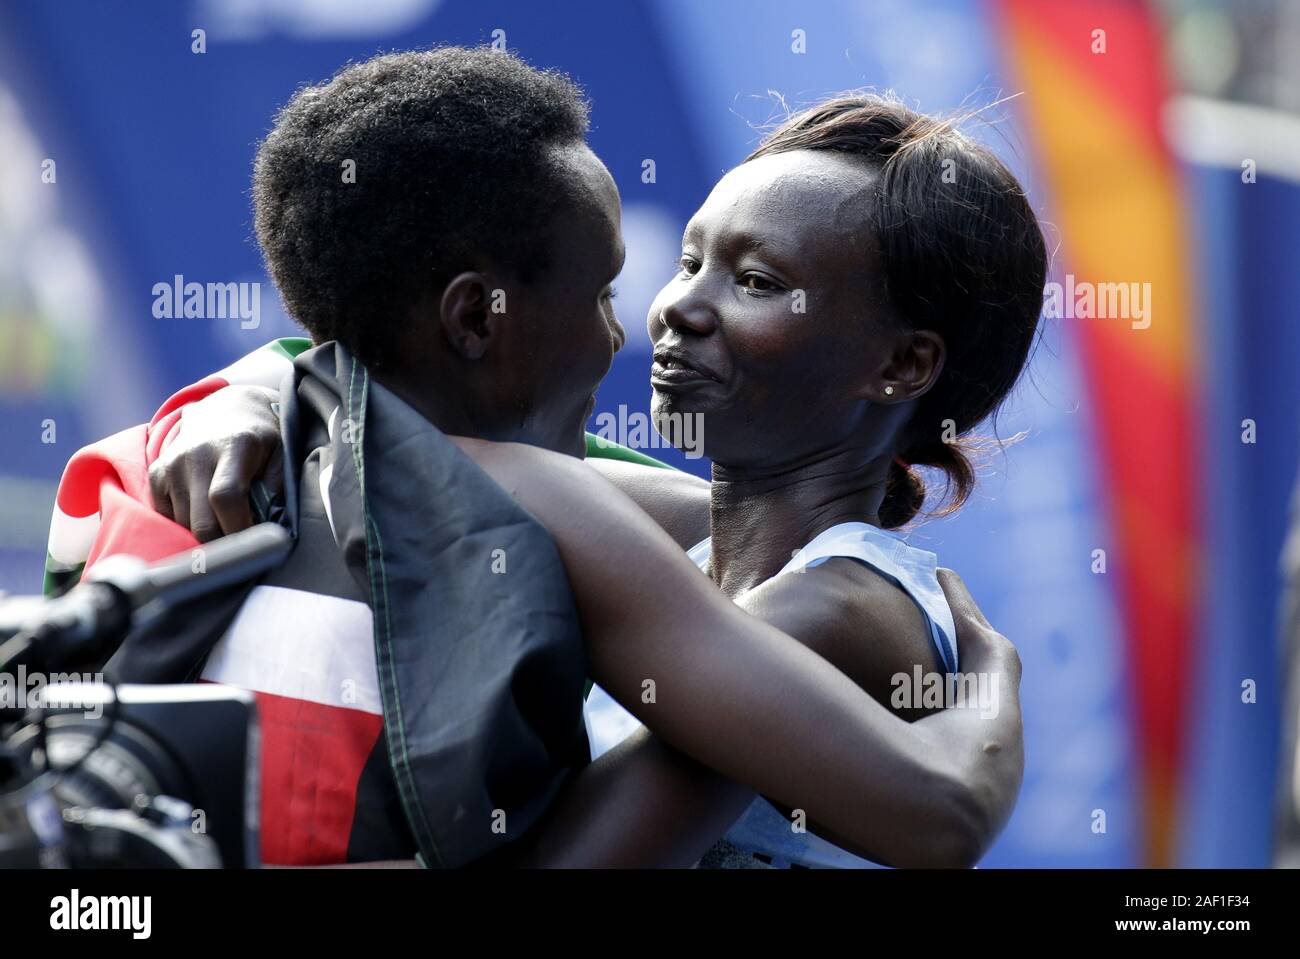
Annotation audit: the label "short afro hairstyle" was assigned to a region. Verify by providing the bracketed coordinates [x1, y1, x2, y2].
[252, 46, 591, 368]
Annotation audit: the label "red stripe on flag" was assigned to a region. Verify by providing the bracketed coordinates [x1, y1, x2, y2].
[148, 373, 230, 428]
[85, 480, 199, 571]
[252, 690, 385, 865]
[54, 374, 231, 520]
[54, 426, 147, 518]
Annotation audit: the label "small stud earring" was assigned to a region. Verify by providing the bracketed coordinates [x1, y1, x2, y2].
[884, 385, 895, 396]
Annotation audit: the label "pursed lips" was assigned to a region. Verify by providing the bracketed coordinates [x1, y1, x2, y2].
[650, 349, 721, 385]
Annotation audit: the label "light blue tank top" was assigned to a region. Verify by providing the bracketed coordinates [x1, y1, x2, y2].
[583, 521, 958, 869]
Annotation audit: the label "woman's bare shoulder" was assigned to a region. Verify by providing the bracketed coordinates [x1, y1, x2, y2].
[735, 557, 942, 716]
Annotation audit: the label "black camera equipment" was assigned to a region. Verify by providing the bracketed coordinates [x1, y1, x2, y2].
[0, 524, 291, 868]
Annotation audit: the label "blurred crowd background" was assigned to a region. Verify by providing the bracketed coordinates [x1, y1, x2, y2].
[1, 0, 1297, 868]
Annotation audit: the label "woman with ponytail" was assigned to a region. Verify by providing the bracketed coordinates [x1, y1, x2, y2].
[583, 93, 1046, 867]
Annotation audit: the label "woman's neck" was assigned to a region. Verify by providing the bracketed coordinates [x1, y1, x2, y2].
[707, 445, 890, 597]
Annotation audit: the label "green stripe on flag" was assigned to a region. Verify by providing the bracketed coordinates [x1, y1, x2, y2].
[268, 337, 313, 362]
[43, 554, 85, 597]
[584, 433, 678, 470]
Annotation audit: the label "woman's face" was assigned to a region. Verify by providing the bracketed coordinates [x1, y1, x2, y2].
[646, 149, 905, 469]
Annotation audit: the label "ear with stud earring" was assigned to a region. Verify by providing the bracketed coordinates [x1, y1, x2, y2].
[883, 385, 895, 396]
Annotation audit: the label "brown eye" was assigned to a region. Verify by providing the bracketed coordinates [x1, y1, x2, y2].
[741, 273, 779, 293]
[679, 255, 700, 276]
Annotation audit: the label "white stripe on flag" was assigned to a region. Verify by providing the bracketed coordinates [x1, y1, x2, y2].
[319, 461, 337, 542]
[583, 684, 644, 760]
[215, 343, 296, 390]
[202, 584, 381, 714]
[47, 505, 102, 568]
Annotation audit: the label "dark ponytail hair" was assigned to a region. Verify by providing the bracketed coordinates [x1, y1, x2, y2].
[747, 95, 1046, 528]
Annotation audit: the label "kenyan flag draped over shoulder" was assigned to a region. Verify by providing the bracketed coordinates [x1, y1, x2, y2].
[43, 338, 313, 595]
[41, 337, 677, 866]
